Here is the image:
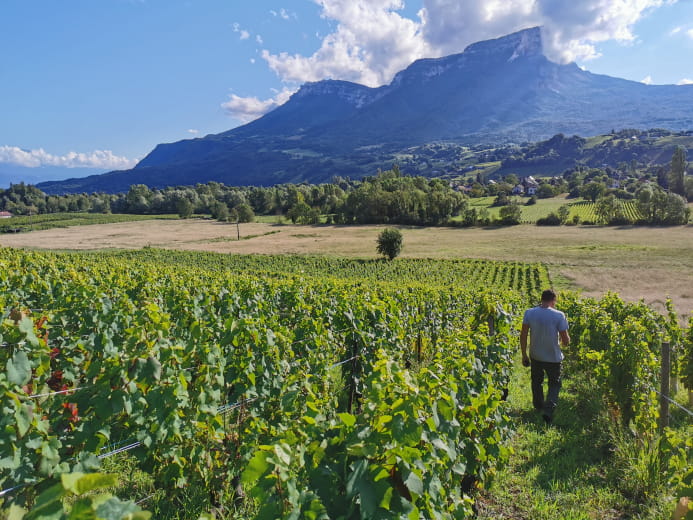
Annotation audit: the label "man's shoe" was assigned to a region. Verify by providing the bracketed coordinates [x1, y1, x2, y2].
[542, 414, 552, 424]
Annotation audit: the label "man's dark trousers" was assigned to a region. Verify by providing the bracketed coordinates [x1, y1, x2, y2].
[530, 359, 562, 418]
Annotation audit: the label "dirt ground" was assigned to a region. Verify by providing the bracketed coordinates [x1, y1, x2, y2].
[2, 219, 691, 319]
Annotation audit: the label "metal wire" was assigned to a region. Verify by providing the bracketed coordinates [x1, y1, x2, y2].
[218, 397, 258, 416]
[28, 386, 85, 399]
[329, 355, 359, 369]
[135, 493, 155, 506]
[97, 441, 142, 459]
[650, 386, 693, 418]
[0, 483, 30, 498]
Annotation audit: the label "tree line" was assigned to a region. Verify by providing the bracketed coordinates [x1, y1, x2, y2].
[0, 147, 689, 227]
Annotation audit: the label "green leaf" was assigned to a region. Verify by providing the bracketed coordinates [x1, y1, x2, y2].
[337, 413, 356, 427]
[61, 472, 117, 495]
[404, 470, 423, 497]
[18, 318, 40, 347]
[274, 443, 291, 466]
[6, 504, 27, 520]
[242, 449, 271, 483]
[345, 459, 368, 497]
[95, 497, 151, 520]
[25, 483, 64, 520]
[15, 404, 33, 438]
[8, 351, 31, 386]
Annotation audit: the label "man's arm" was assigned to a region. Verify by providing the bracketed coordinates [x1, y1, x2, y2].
[520, 323, 530, 365]
[559, 329, 570, 347]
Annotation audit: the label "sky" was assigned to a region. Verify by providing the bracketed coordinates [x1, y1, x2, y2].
[1, 0, 693, 181]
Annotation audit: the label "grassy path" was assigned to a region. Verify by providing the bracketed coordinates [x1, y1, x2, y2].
[476, 356, 670, 519]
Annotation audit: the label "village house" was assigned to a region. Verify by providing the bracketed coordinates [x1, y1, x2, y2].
[0, 211, 14, 218]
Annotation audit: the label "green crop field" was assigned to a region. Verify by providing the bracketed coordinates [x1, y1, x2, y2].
[0, 212, 179, 233]
[1, 247, 691, 519]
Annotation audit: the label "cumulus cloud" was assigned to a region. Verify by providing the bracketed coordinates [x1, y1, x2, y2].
[420, 0, 674, 64]
[688, 28, 693, 39]
[221, 88, 295, 123]
[262, 0, 430, 87]
[0, 146, 137, 169]
[670, 26, 682, 35]
[257, 0, 673, 89]
[228, 0, 678, 122]
[641, 75, 653, 84]
[678, 78, 693, 85]
[187, 129, 199, 135]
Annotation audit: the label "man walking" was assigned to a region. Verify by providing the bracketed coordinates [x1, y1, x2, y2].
[520, 289, 570, 424]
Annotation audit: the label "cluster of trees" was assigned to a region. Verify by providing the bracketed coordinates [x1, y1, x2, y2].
[0, 168, 474, 227]
[0, 147, 689, 228]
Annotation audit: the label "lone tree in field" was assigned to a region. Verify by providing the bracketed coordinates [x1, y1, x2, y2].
[376, 228, 403, 260]
[669, 146, 687, 196]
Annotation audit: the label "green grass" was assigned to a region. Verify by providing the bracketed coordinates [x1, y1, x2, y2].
[464, 195, 571, 223]
[476, 355, 680, 519]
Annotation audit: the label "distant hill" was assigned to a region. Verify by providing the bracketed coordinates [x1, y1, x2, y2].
[38, 27, 693, 194]
[0, 164, 106, 189]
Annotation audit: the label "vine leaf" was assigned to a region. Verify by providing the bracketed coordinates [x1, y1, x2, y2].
[8, 351, 31, 386]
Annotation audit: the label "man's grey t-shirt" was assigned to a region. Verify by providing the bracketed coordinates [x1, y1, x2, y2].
[523, 306, 569, 363]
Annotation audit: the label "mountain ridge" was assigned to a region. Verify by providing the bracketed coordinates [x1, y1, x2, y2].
[38, 27, 693, 194]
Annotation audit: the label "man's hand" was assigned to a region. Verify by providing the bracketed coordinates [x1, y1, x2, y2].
[522, 354, 530, 367]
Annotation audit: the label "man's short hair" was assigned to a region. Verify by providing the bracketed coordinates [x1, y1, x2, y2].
[541, 289, 557, 302]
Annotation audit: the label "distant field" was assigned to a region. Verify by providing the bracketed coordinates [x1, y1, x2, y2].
[465, 195, 692, 224]
[0, 212, 179, 233]
[1, 219, 691, 320]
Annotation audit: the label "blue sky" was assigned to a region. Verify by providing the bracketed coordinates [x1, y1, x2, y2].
[1, 0, 692, 182]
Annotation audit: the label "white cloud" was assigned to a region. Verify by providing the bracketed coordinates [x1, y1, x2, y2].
[670, 26, 681, 35]
[0, 146, 137, 169]
[221, 88, 295, 123]
[678, 78, 693, 85]
[420, 0, 674, 64]
[228, 0, 679, 121]
[187, 129, 199, 135]
[257, 0, 674, 90]
[261, 0, 431, 87]
[232, 22, 250, 40]
[641, 75, 653, 84]
[270, 8, 295, 20]
[687, 28, 693, 39]
[256, 34, 263, 44]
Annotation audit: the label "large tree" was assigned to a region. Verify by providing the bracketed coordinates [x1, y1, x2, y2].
[669, 146, 687, 196]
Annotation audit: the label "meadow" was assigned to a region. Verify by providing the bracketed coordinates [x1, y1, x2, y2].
[2, 219, 691, 319]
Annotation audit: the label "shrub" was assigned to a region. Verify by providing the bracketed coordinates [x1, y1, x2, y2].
[376, 228, 403, 260]
[536, 213, 562, 226]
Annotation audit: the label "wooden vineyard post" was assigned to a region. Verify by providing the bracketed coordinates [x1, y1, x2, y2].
[487, 315, 495, 336]
[347, 335, 359, 414]
[659, 341, 670, 431]
[671, 343, 679, 394]
[417, 333, 422, 364]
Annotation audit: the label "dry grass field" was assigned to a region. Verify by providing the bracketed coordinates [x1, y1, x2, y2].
[1, 219, 691, 319]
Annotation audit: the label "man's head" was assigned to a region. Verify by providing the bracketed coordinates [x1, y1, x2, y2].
[541, 289, 557, 304]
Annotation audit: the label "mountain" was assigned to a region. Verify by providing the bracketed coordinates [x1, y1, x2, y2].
[39, 27, 693, 194]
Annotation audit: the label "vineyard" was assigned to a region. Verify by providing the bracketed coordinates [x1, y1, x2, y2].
[567, 200, 642, 223]
[0, 213, 179, 234]
[0, 248, 691, 519]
